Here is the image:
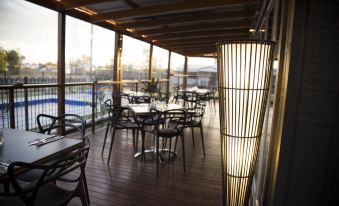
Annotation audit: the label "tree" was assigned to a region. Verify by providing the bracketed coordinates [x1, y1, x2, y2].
[0, 48, 7, 78]
[6, 50, 21, 75]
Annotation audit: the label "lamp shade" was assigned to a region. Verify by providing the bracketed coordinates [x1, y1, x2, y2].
[216, 40, 275, 206]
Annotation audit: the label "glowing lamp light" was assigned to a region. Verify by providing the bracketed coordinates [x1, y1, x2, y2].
[217, 40, 275, 206]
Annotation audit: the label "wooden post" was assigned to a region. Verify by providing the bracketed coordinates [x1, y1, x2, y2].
[91, 82, 96, 133]
[149, 44, 153, 80]
[57, 12, 66, 135]
[113, 33, 123, 105]
[167, 51, 171, 95]
[9, 88, 15, 129]
[183, 56, 188, 89]
[24, 77, 29, 131]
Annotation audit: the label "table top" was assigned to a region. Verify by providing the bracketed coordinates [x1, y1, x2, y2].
[128, 103, 184, 115]
[124, 91, 149, 97]
[0, 128, 83, 178]
[179, 88, 210, 95]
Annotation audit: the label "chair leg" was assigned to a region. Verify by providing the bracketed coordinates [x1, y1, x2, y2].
[107, 128, 116, 164]
[141, 131, 146, 161]
[132, 129, 136, 153]
[174, 135, 179, 152]
[156, 135, 160, 176]
[82, 172, 90, 205]
[181, 134, 186, 172]
[191, 127, 195, 148]
[102, 124, 110, 155]
[135, 129, 139, 153]
[200, 124, 206, 156]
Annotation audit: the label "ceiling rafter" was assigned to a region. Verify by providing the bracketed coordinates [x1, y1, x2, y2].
[115, 10, 253, 28]
[120, 0, 139, 8]
[139, 20, 251, 35]
[94, 0, 255, 21]
[153, 28, 248, 40]
[59, 0, 112, 10]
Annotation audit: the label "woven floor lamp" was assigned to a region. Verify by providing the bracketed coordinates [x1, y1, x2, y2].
[216, 40, 275, 206]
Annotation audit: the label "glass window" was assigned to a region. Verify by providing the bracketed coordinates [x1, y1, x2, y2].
[66, 16, 91, 82]
[121, 35, 150, 80]
[66, 17, 115, 82]
[0, 0, 57, 83]
[169, 52, 185, 89]
[91, 25, 115, 81]
[151, 46, 168, 79]
[187, 57, 217, 89]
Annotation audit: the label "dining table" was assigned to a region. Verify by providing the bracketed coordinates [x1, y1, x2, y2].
[128, 102, 186, 161]
[0, 128, 83, 182]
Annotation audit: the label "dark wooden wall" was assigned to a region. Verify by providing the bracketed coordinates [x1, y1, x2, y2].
[270, 0, 339, 205]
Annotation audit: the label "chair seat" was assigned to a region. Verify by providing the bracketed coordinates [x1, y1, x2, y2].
[116, 121, 138, 129]
[186, 120, 200, 127]
[157, 128, 180, 137]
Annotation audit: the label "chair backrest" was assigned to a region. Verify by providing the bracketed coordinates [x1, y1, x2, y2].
[104, 99, 134, 127]
[152, 108, 187, 133]
[187, 103, 206, 122]
[7, 146, 89, 205]
[37, 114, 88, 145]
[183, 91, 199, 109]
[112, 92, 130, 105]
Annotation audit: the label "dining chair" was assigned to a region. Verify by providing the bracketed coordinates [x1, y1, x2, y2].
[0, 146, 90, 206]
[112, 92, 130, 107]
[185, 103, 206, 156]
[35, 113, 90, 203]
[102, 100, 139, 164]
[151, 108, 187, 176]
[37, 113, 89, 145]
[183, 91, 199, 109]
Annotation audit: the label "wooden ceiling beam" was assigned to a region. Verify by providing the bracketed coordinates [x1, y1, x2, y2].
[153, 29, 248, 40]
[117, 10, 253, 28]
[120, 0, 139, 8]
[61, 0, 112, 10]
[160, 34, 249, 46]
[139, 20, 251, 35]
[94, 0, 255, 21]
[169, 43, 217, 49]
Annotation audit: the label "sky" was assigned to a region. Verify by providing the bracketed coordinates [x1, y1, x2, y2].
[0, 0, 216, 69]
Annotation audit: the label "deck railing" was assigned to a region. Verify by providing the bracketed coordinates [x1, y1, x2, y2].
[0, 79, 169, 132]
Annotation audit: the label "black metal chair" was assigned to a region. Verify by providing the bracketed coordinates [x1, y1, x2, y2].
[102, 99, 139, 164]
[185, 103, 206, 156]
[35, 113, 90, 203]
[36, 113, 89, 145]
[171, 86, 184, 104]
[0, 146, 90, 206]
[112, 92, 130, 107]
[183, 91, 199, 109]
[151, 108, 187, 175]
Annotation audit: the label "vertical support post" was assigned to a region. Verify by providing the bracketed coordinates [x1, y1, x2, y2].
[57, 12, 66, 135]
[113, 33, 123, 93]
[113, 33, 123, 106]
[9, 87, 15, 129]
[91, 82, 96, 133]
[183, 56, 188, 89]
[167, 51, 171, 95]
[24, 77, 29, 131]
[149, 44, 153, 80]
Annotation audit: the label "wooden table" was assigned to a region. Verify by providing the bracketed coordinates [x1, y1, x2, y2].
[128, 103, 184, 116]
[128, 103, 185, 160]
[0, 128, 83, 180]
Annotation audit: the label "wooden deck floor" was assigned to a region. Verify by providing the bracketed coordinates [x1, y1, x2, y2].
[74, 104, 222, 206]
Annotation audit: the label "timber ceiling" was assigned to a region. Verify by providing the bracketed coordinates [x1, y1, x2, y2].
[27, 0, 261, 57]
